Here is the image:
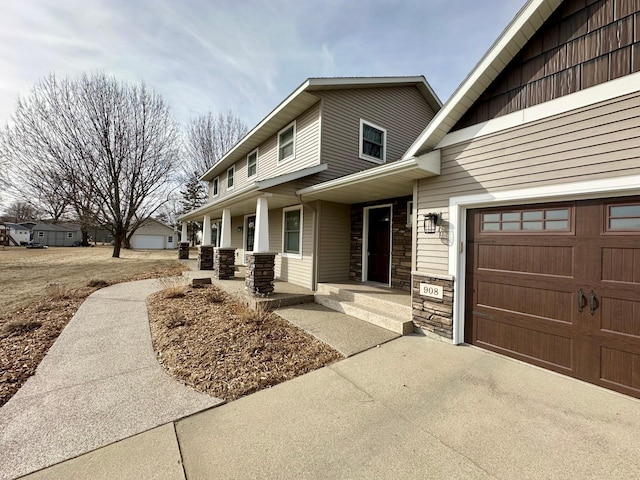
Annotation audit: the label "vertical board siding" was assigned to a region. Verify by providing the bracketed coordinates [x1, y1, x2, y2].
[455, 0, 640, 129]
[315, 87, 435, 182]
[317, 201, 351, 283]
[269, 205, 315, 289]
[417, 92, 640, 275]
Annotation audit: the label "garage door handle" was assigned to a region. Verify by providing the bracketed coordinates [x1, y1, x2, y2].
[589, 290, 597, 316]
[577, 289, 585, 313]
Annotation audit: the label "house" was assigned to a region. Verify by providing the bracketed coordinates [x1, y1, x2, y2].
[130, 218, 176, 249]
[179, 76, 441, 297]
[31, 223, 81, 247]
[2, 222, 31, 245]
[407, 0, 640, 399]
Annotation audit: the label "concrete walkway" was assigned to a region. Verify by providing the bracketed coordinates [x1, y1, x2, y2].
[0, 279, 223, 480]
[19, 335, 640, 480]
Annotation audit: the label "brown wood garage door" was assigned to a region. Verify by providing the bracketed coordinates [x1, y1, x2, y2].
[465, 197, 640, 398]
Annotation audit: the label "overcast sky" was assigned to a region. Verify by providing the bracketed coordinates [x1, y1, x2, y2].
[0, 0, 524, 129]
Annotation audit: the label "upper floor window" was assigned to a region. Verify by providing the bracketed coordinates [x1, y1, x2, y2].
[227, 165, 235, 190]
[247, 149, 258, 178]
[212, 176, 219, 198]
[278, 121, 296, 163]
[359, 119, 386, 163]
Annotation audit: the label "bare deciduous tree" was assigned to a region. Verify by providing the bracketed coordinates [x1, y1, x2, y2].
[0, 72, 180, 257]
[185, 111, 248, 178]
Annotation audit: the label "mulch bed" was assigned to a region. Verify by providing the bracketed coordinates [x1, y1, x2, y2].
[147, 284, 343, 401]
[0, 266, 185, 407]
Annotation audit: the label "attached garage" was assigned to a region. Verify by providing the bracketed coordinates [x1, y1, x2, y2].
[465, 197, 640, 398]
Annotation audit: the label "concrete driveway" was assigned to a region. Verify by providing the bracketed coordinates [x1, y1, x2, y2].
[24, 334, 640, 480]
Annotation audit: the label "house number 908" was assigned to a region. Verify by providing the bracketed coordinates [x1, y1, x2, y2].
[420, 283, 443, 300]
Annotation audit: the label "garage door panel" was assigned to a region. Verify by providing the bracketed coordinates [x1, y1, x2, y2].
[599, 347, 640, 392]
[600, 297, 640, 336]
[477, 244, 574, 277]
[475, 317, 574, 371]
[601, 247, 640, 283]
[477, 281, 573, 324]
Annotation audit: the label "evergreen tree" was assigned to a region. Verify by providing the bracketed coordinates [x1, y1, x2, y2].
[180, 172, 206, 246]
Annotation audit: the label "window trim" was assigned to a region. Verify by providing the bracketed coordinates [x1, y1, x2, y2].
[477, 204, 575, 236]
[277, 121, 296, 164]
[359, 119, 387, 164]
[604, 200, 640, 234]
[226, 165, 235, 191]
[247, 148, 258, 179]
[212, 176, 219, 198]
[407, 201, 413, 228]
[282, 205, 303, 259]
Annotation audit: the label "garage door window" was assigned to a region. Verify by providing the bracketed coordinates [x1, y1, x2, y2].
[607, 203, 640, 231]
[481, 207, 571, 233]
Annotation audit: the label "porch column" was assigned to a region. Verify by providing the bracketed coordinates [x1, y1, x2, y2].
[178, 222, 189, 259]
[220, 208, 232, 248]
[214, 208, 235, 279]
[254, 197, 269, 252]
[202, 214, 212, 245]
[245, 196, 275, 297]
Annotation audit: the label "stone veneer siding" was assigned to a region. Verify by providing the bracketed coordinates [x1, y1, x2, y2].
[412, 273, 454, 339]
[214, 248, 235, 280]
[178, 242, 190, 259]
[245, 253, 275, 297]
[198, 245, 214, 270]
[350, 196, 412, 291]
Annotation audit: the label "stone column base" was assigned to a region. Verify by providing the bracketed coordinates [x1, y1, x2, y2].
[412, 272, 454, 340]
[178, 242, 190, 260]
[198, 245, 214, 270]
[214, 248, 236, 279]
[245, 253, 275, 297]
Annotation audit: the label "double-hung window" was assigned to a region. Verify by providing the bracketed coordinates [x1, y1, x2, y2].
[278, 121, 296, 163]
[212, 177, 219, 198]
[227, 165, 235, 190]
[247, 149, 258, 179]
[282, 206, 302, 257]
[359, 119, 386, 163]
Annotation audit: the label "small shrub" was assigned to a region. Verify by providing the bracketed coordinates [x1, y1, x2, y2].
[1, 320, 42, 338]
[165, 309, 188, 329]
[163, 286, 186, 299]
[87, 279, 110, 288]
[158, 277, 187, 299]
[206, 290, 225, 303]
[45, 283, 68, 300]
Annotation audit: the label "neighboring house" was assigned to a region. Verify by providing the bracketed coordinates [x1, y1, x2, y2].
[31, 223, 81, 247]
[179, 76, 441, 290]
[130, 219, 176, 249]
[3, 222, 31, 245]
[407, 0, 640, 399]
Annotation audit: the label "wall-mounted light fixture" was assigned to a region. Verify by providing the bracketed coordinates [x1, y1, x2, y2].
[237, 226, 243, 233]
[423, 212, 440, 234]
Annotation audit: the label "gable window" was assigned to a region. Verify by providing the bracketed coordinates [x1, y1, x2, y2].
[227, 165, 235, 190]
[212, 177, 219, 198]
[282, 206, 302, 258]
[278, 121, 296, 163]
[247, 149, 258, 178]
[359, 119, 386, 163]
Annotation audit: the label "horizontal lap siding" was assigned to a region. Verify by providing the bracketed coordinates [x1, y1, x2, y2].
[417, 91, 640, 275]
[315, 87, 435, 183]
[317, 201, 351, 282]
[258, 102, 321, 181]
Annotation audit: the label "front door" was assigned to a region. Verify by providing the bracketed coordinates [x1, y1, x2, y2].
[366, 206, 391, 284]
[244, 215, 256, 264]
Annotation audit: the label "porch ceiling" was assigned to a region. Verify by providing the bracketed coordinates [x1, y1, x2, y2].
[296, 151, 440, 204]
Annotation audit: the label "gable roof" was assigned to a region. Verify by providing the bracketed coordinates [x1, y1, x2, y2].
[201, 76, 442, 181]
[403, 0, 562, 158]
[32, 223, 80, 232]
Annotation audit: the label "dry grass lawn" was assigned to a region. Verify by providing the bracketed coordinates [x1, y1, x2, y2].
[0, 245, 187, 406]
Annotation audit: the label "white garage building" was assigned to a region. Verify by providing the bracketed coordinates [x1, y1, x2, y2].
[130, 219, 176, 250]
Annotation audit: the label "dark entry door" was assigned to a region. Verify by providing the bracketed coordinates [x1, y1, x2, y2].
[367, 206, 391, 284]
[465, 197, 640, 398]
[244, 215, 256, 263]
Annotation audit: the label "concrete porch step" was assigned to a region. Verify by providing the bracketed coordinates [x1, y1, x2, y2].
[314, 290, 413, 335]
[275, 303, 399, 357]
